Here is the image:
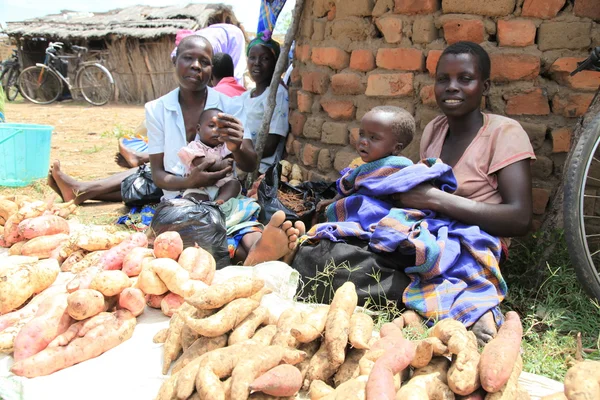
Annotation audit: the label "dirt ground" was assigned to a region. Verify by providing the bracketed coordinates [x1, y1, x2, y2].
[1, 100, 146, 223]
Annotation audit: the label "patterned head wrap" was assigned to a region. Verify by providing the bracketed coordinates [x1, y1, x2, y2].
[246, 30, 280, 59]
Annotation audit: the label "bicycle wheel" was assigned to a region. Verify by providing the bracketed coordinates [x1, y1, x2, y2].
[18, 66, 62, 105]
[564, 114, 600, 301]
[77, 64, 114, 106]
[5, 67, 20, 101]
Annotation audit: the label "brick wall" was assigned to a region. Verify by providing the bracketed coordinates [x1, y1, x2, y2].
[287, 0, 600, 228]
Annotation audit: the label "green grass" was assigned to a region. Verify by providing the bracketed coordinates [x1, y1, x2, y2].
[101, 123, 135, 140]
[502, 230, 600, 380]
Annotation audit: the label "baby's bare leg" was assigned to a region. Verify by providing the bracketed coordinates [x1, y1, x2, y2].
[183, 192, 210, 202]
[214, 180, 242, 205]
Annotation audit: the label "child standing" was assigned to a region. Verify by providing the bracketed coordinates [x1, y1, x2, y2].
[178, 108, 241, 204]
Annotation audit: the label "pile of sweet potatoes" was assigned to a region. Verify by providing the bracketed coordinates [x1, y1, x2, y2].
[155, 281, 533, 400]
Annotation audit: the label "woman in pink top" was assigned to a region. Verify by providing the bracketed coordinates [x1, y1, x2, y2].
[395, 41, 535, 342]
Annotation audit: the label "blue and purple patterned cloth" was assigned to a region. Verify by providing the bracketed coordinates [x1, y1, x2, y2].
[306, 156, 507, 327]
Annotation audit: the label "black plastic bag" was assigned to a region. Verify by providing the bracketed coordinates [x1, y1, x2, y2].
[149, 198, 229, 268]
[257, 162, 336, 226]
[121, 165, 163, 207]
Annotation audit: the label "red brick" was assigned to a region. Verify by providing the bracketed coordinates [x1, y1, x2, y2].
[532, 188, 551, 215]
[490, 54, 540, 82]
[317, 149, 332, 171]
[285, 134, 295, 155]
[302, 143, 320, 167]
[550, 58, 600, 92]
[376, 48, 424, 71]
[497, 20, 536, 47]
[331, 73, 364, 95]
[334, 148, 359, 172]
[295, 44, 311, 63]
[292, 140, 302, 156]
[375, 16, 403, 44]
[413, 16, 437, 44]
[420, 85, 437, 107]
[426, 50, 443, 77]
[443, 19, 485, 45]
[552, 93, 595, 117]
[322, 122, 349, 145]
[349, 127, 360, 147]
[521, 0, 565, 19]
[394, 0, 439, 14]
[366, 73, 414, 97]
[301, 70, 330, 94]
[290, 68, 301, 85]
[505, 89, 550, 116]
[320, 99, 356, 120]
[442, 0, 516, 16]
[290, 111, 307, 137]
[350, 49, 376, 72]
[538, 22, 591, 51]
[311, 47, 350, 70]
[297, 91, 313, 113]
[304, 117, 325, 139]
[574, 0, 600, 20]
[551, 128, 572, 153]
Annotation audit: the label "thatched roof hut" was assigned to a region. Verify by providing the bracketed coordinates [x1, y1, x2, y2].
[3, 3, 248, 104]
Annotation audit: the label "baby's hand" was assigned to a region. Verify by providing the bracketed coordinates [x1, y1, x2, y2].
[316, 199, 335, 213]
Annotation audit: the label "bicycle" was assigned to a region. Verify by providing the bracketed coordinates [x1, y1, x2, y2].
[0, 49, 21, 101]
[563, 46, 600, 301]
[18, 42, 114, 106]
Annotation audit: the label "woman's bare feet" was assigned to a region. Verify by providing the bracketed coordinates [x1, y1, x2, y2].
[244, 211, 306, 266]
[46, 168, 61, 198]
[50, 161, 80, 204]
[116, 139, 147, 169]
[471, 310, 498, 346]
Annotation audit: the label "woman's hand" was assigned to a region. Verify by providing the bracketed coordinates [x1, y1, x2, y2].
[185, 159, 232, 188]
[214, 113, 244, 153]
[393, 184, 441, 210]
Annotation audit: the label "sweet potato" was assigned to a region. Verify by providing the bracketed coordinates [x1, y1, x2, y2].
[0, 316, 34, 353]
[153, 328, 168, 344]
[249, 286, 274, 303]
[137, 258, 169, 295]
[151, 258, 206, 297]
[323, 376, 368, 400]
[69, 250, 106, 273]
[13, 292, 73, 361]
[172, 333, 228, 374]
[162, 303, 198, 374]
[250, 364, 303, 397]
[146, 293, 167, 309]
[296, 341, 321, 382]
[485, 355, 523, 400]
[290, 306, 329, 343]
[9, 240, 27, 256]
[380, 322, 404, 338]
[67, 289, 107, 320]
[0, 199, 18, 221]
[411, 337, 448, 369]
[89, 270, 131, 296]
[75, 230, 131, 251]
[177, 244, 216, 284]
[230, 345, 306, 400]
[153, 231, 184, 260]
[271, 308, 303, 348]
[185, 298, 260, 337]
[563, 360, 600, 400]
[97, 232, 148, 270]
[118, 287, 146, 316]
[365, 336, 416, 400]
[2, 215, 23, 246]
[396, 356, 454, 399]
[229, 306, 270, 345]
[401, 310, 426, 335]
[186, 276, 265, 310]
[349, 312, 373, 350]
[60, 249, 86, 272]
[479, 311, 523, 393]
[20, 233, 69, 259]
[66, 266, 102, 293]
[0, 259, 60, 314]
[309, 380, 334, 400]
[448, 330, 481, 395]
[17, 215, 70, 239]
[325, 282, 358, 365]
[160, 292, 184, 317]
[122, 247, 154, 277]
[50, 237, 80, 264]
[15, 199, 47, 219]
[252, 324, 278, 345]
[304, 340, 341, 390]
[11, 310, 136, 378]
[334, 347, 366, 387]
[182, 323, 199, 350]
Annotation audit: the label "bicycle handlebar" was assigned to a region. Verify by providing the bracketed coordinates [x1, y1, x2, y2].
[570, 47, 600, 76]
[71, 45, 88, 53]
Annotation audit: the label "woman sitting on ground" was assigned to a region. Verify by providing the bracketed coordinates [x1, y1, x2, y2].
[244, 41, 535, 345]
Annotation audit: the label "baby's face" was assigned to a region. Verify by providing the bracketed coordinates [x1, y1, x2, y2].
[197, 110, 221, 148]
[357, 112, 401, 163]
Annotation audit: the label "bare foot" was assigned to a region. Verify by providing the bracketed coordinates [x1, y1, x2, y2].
[470, 310, 498, 346]
[46, 168, 61, 198]
[118, 139, 146, 168]
[244, 211, 304, 266]
[50, 161, 80, 204]
[114, 152, 131, 169]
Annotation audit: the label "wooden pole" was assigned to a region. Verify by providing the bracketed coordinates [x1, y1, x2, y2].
[246, 0, 306, 187]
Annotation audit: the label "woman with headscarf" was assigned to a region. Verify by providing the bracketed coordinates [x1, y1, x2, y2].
[234, 31, 289, 173]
